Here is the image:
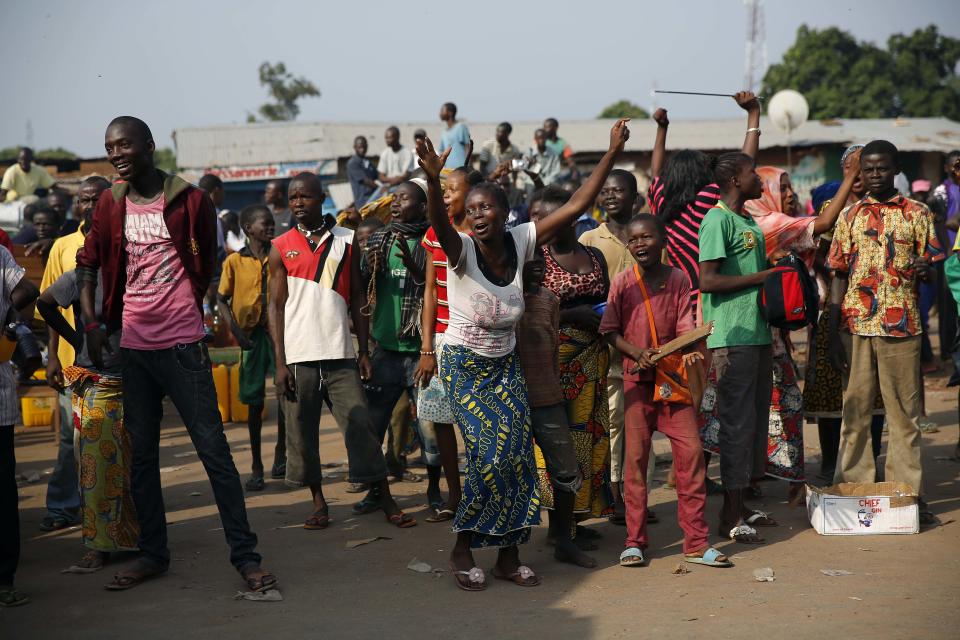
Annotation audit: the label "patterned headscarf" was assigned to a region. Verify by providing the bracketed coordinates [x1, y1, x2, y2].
[745, 166, 817, 266]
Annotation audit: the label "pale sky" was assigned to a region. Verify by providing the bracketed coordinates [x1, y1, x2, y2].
[3, 0, 957, 157]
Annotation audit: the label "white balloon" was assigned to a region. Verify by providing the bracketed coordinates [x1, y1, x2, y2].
[768, 90, 809, 133]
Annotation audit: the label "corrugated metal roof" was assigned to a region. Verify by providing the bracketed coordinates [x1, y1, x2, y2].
[174, 116, 960, 169]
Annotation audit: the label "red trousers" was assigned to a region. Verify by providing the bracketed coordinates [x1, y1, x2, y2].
[623, 380, 709, 554]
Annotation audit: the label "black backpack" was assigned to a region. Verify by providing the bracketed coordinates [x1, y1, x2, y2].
[757, 253, 818, 330]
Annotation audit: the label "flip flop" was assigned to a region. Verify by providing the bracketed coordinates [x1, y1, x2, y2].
[491, 565, 540, 587]
[243, 570, 278, 593]
[425, 508, 456, 523]
[684, 547, 733, 568]
[270, 464, 286, 480]
[744, 510, 777, 527]
[104, 563, 166, 591]
[449, 563, 486, 592]
[345, 482, 368, 494]
[386, 512, 417, 528]
[390, 471, 422, 483]
[303, 512, 331, 530]
[619, 547, 646, 567]
[723, 524, 765, 544]
[245, 476, 265, 492]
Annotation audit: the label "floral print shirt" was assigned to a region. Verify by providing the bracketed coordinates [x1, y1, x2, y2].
[828, 194, 944, 337]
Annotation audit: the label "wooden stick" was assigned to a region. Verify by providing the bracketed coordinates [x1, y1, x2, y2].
[628, 322, 715, 374]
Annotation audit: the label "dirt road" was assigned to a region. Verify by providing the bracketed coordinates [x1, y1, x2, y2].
[3, 374, 958, 640]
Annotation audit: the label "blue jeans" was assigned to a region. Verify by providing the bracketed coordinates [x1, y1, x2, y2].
[122, 343, 260, 573]
[365, 348, 440, 467]
[44, 392, 80, 522]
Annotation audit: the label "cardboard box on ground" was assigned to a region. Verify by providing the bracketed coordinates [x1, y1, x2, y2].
[806, 482, 919, 535]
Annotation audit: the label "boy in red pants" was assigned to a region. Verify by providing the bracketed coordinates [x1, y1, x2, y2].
[600, 214, 729, 568]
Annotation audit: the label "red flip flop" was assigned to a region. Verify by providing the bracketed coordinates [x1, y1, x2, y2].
[386, 512, 417, 528]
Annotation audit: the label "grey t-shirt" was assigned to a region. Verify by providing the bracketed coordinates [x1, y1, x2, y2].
[46, 270, 123, 375]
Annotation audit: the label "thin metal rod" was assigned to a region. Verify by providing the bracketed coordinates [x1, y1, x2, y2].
[655, 90, 764, 100]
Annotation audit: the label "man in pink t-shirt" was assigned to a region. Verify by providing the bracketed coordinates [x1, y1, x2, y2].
[121, 195, 205, 348]
[76, 117, 275, 593]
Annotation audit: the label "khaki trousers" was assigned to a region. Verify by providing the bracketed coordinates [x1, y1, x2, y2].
[835, 335, 922, 494]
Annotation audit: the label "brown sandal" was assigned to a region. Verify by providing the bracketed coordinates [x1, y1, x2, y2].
[242, 567, 278, 592]
[425, 508, 455, 523]
[492, 565, 540, 587]
[304, 512, 331, 530]
[104, 562, 166, 591]
[386, 512, 417, 528]
[450, 563, 486, 591]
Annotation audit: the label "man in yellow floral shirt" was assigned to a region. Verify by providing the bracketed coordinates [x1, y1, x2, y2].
[827, 140, 944, 521]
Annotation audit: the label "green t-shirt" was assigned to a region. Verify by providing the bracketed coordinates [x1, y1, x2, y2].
[371, 236, 421, 352]
[699, 202, 771, 348]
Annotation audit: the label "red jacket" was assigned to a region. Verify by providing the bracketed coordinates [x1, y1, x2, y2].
[75, 171, 217, 332]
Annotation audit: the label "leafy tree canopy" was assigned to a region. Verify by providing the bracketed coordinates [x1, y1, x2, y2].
[762, 25, 960, 120]
[598, 100, 650, 119]
[251, 61, 320, 122]
[154, 147, 177, 173]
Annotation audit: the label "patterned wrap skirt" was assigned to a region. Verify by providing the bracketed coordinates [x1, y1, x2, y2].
[65, 366, 139, 552]
[440, 344, 540, 548]
[699, 333, 805, 482]
[535, 325, 611, 516]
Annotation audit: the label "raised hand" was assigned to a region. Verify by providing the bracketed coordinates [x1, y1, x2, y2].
[734, 91, 761, 113]
[608, 118, 631, 154]
[843, 148, 862, 178]
[653, 108, 669, 128]
[415, 137, 452, 181]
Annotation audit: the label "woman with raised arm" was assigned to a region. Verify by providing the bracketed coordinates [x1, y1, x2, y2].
[415, 119, 630, 591]
[648, 92, 761, 496]
[648, 92, 761, 312]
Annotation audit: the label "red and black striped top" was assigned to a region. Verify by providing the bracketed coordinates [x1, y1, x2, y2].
[648, 176, 722, 309]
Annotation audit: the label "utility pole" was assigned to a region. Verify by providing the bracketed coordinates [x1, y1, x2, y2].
[743, 0, 767, 93]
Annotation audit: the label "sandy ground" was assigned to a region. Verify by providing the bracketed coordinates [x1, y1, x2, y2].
[2, 366, 958, 640]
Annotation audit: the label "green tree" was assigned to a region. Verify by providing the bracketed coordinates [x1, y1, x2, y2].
[598, 100, 649, 119]
[154, 147, 177, 173]
[252, 61, 320, 122]
[762, 25, 960, 120]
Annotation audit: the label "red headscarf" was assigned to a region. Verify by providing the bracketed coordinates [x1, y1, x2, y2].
[745, 166, 816, 266]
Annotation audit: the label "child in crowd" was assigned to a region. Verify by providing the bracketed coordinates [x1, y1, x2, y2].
[698, 153, 783, 544]
[517, 249, 595, 568]
[355, 216, 384, 254]
[600, 215, 729, 568]
[218, 204, 286, 491]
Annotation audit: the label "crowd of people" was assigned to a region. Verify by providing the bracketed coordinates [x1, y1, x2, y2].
[1, 94, 958, 604]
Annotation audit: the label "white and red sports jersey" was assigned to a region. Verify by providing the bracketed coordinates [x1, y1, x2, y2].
[274, 225, 355, 364]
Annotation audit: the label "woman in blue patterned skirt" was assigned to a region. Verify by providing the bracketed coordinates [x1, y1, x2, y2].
[415, 119, 629, 591]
